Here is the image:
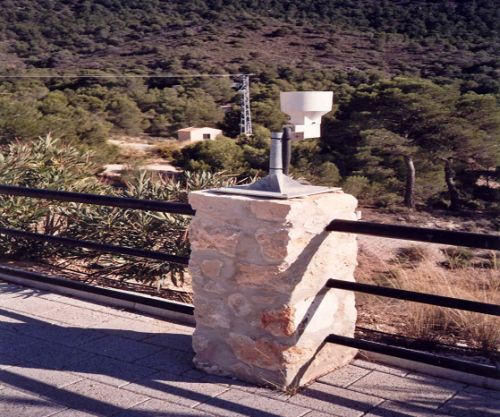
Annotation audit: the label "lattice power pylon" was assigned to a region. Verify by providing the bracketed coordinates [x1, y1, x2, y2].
[239, 75, 253, 136]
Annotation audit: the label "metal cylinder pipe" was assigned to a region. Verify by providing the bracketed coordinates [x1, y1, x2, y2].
[269, 131, 283, 174]
[282, 127, 292, 175]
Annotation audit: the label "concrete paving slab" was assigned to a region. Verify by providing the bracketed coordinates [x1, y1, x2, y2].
[235, 382, 294, 402]
[7, 338, 96, 370]
[301, 412, 346, 417]
[36, 304, 116, 328]
[352, 359, 409, 377]
[364, 400, 454, 417]
[0, 386, 65, 417]
[68, 352, 158, 388]
[0, 309, 106, 348]
[40, 293, 128, 314]
[91, 315, 193, 349]
[317, 364, 371, 388]
[0, 364, 83, 397]
[50, 410, 101, 417]
[461, 385, 500, 400]
[77, 334, 164, 362]
[0, 295, 64, 319]
[1, 280, 496, 417]
[88, 315, 169, 339]
[142, 330, 194, 352]
[0, 352, 20, 370]
[361, 353, 500, 391]
[439, 387, 500, 417]
[0, 308, 25, 332]
[131, 314, 194, 332]
[134, 347, 195, 374]
[115, 398, 216, 417]
[180, 368, 255, 392]
[288, 381, 383, 417]
[196, 387, 311, 417]
[48, 378, 149, 416]
[123, 371, 228, 408]
[0, 329, 39, 358]
[350, 371, 465, 410]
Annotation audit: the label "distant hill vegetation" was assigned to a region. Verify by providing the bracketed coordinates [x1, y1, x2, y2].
[1, 1, 498, 45]
[0, 1, 498, 94]
[0, 1, 498, 211]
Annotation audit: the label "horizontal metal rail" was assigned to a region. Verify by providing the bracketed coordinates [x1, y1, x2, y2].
[0, 265, 194, 316]
[0, 185, 195, 215]
[327, 279, 500, 316]
[326, 334, 500, 379]
[0, 227, 189, 266]
[326, 219, 500, 250]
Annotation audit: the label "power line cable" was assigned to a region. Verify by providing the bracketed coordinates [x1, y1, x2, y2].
[0, 73, 254, 78]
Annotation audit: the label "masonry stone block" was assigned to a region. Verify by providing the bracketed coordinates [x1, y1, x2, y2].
[188, 190, 359, 390]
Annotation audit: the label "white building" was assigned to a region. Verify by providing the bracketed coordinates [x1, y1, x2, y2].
[177, 127, 222, 143]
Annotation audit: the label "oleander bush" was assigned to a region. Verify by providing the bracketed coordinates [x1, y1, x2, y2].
[0, 135, 236, 287]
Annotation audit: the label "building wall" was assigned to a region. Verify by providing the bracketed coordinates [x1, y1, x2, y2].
[178, 130, 193, 141]
[178, 128, 222, 142]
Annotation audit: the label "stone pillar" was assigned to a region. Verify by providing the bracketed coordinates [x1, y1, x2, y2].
[188, 190, 358, 390]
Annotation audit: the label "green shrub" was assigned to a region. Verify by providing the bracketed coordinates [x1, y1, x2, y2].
[395, 246, 430, 266]
[315, 162, 341, 186]
[342, 175, 370, 197]
[372, 192, 400, 208]
[154, 142, 180, 160]
[0, 135, 107, 259]
[174, 138, 247, 174]
[441, 247, 475, 269]
[0, 135, 237, 288]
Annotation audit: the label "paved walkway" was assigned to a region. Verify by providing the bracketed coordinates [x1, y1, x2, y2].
[0, 280, 498, 417]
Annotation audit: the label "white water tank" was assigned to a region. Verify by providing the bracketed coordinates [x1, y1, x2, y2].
[280, 91, 333, 139]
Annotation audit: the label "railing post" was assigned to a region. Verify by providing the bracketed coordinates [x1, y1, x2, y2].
[188, 190, 359, 390]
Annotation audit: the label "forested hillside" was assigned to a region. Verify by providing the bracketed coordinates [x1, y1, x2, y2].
[1, 0, 498, 92]
[0, 1, 498, 211]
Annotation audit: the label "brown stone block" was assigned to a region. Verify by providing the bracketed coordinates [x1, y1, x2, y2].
[234, 263, 291, 292]
[255, 228, 289, 262]
[261, 306, 296, 337]
[189, 219, 240, 257]
[228, 333, 312, 371]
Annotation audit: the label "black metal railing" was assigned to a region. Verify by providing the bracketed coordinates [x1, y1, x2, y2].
[1, 185, 499, 378]
[326, 219, 499, 250]
[0, 184, 195, 313]
[0, 227, 189, 265]
[0, 185, 195, 215]
[325, 219, 500, 379]
[326, 279, 500, 316]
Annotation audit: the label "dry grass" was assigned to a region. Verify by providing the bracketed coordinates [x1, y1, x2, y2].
[386, 261, 499, 350]
[356, 246, 500, 351]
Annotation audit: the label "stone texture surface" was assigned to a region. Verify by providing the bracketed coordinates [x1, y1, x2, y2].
[189, 190, 359, 389]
